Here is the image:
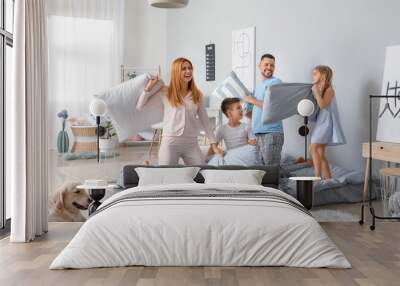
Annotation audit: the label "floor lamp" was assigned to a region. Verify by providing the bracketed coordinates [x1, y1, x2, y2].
[89, 99, 107, 163]
[292, 99, 317, 210]
[297, 99, 315, 161]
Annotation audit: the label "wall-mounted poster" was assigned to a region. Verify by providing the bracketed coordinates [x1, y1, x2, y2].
[232, 26, 256, 93]
[377, 45, 400, 143]
[205, 44, 215, 81]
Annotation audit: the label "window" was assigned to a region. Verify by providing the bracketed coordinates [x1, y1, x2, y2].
[5, 0, 13, 33]
[0, 0, 14, 233]
[48, 15, 115, 149]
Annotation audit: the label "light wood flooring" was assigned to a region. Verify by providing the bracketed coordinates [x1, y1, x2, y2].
[1, 222, 400, 286]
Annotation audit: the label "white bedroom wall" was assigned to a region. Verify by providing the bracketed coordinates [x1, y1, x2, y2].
[123, 0, 167, 79]
[165, 0, 400, 171]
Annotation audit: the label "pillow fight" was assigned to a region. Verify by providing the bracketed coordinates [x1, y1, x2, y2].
[135, 53, 346, 181]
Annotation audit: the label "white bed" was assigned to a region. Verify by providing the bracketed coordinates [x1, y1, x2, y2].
[50, 183, 351, 269]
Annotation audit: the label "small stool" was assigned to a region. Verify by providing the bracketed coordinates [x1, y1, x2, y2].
[289, 176, 321, 210]
[379, 168, 400, 217]
[146, 122, 163, 165]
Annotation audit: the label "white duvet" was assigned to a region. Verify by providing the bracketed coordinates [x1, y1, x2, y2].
[50, 183, 351, 269]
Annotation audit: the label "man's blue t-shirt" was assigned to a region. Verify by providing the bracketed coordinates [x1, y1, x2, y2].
[251, 77, 283, 134]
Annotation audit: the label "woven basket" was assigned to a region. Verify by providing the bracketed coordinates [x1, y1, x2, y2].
[70, 126, 98, 153]
[71, 126, 97, 137]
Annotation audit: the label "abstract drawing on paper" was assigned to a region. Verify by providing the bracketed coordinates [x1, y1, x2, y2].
[376, 45, 400, 143]
[232, 26, 256, 93]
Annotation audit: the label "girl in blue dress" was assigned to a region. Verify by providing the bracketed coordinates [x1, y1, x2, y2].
[310, 65, 346, 179]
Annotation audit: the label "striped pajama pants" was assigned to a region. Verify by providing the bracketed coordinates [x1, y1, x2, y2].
[255, 133, 284, 167]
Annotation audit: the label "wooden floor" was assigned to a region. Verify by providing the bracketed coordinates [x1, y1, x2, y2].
[1, 222, 399, 286]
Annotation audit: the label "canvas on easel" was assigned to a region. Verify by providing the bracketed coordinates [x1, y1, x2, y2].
[376, 45, 400, 143]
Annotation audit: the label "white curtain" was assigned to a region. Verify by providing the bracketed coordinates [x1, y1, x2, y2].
[47, 0, 124, 149]
[10, 0, 49, 242]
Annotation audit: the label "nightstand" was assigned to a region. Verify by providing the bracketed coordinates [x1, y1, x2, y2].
[289, 176, 321, 210]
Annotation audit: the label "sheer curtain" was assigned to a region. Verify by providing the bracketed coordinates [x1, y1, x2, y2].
[47, 0, 124, 148]
[10, 0, 49, 242]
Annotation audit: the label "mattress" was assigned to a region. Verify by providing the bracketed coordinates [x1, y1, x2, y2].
[279, 158, 378, 206]
[50, 183, 350, 269]
[280, 178, 368, 206]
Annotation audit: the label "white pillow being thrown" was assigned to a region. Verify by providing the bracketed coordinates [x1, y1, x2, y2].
[200, 169, 266, 185]
[135, 167, 201, 186]
[94, 73, 164, 142]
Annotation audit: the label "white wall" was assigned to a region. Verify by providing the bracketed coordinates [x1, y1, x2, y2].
[165, 0, 400, 171]
[123, 0, 167, 78]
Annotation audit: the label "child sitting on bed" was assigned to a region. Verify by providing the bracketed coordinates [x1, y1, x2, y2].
[208, 98, 260, 166]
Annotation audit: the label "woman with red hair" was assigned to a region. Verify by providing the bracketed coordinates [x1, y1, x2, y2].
[137, 58, 223, 165]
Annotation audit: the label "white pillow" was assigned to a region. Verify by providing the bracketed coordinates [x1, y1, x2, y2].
[200, 169, 266, 185]
[135, 167, 201, 186]
[95, 73, 164, 142]
[212, 71, 251, 99]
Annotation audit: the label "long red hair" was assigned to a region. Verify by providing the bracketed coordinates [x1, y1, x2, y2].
[167, 58, 201, 107]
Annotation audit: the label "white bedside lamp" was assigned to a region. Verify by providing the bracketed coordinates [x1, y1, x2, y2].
[89, 99, 107, 162]
[297, 99, 314, 117]
[297, 99, 315, 161]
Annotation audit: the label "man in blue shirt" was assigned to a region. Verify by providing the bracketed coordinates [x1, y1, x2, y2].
[244, 53, 284, 166]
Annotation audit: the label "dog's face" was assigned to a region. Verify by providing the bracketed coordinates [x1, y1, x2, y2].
[56, 182, 91, 212]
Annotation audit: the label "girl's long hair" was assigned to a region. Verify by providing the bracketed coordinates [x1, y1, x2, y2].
[168, 57, 201, 107]
[314, 65, 333, 97]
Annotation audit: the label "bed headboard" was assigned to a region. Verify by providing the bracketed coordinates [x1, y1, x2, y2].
[118, 165, 280, 189]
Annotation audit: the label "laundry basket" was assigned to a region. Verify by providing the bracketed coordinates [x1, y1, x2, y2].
[70, 126, 97, 152]
[379, 168, 400, 217]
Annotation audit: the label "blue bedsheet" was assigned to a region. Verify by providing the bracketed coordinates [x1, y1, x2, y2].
[279, 156, 377, 206]
[208, 144, 261, 166]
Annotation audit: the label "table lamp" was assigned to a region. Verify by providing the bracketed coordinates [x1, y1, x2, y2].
[89, 99, 107, 162]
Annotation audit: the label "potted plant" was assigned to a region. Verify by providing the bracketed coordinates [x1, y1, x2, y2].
[57, 110, 69, 154]
[99, 120, 118, 152]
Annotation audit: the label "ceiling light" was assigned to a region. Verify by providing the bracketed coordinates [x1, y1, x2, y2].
[149, 0, 189, 9]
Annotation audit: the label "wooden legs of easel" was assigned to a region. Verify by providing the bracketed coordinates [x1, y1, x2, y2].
[145, 128, 162, 165]
[363, 158, 370, 203]
[360, 158, 370, 224]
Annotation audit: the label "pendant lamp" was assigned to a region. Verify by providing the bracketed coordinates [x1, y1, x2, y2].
[149, 0, 188, 8]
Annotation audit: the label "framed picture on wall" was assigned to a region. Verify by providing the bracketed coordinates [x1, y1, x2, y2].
[376, 45, 400, 143]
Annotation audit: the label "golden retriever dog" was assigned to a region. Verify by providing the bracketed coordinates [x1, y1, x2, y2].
[48, 182, 91, 222]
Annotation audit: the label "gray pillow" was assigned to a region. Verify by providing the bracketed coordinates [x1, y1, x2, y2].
[262, 83, 318, 124]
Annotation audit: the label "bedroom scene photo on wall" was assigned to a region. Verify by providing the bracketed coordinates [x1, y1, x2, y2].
[47, 1, 368, 229]
[5, 1, 400, 285]
[47, 48, 360, 268]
